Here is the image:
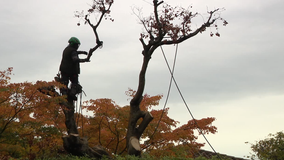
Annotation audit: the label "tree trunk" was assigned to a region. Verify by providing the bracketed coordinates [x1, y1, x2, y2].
[62, 98, 78, 135]
[61, 97, 111, 159]
[126, 54, 154, 156]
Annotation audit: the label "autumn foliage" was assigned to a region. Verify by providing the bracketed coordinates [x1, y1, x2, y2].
[0, 68, 217, 159]
[0, 68, 67, 159]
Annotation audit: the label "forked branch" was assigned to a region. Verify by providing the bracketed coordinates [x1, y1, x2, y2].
[80, 0, 114, 61]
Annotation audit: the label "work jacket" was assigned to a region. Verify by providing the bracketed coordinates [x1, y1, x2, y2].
[59, 45, 83, 74]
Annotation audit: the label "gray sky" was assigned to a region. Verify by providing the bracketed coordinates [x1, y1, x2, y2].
[1, 0, 284, 158]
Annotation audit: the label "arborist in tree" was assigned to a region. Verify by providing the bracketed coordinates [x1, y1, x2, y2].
[58, 37, 89, 100]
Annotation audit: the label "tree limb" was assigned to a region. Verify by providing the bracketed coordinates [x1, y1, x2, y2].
[84, 2, 113, 61]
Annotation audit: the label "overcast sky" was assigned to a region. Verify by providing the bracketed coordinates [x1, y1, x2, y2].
[1, 0, 284, 158]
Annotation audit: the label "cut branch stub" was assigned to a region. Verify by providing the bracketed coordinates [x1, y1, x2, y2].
[128, 136, 141, 156]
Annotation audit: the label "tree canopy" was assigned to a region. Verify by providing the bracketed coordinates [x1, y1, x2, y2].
[247, 131, 284, 160]
[0, 68, 66, 159]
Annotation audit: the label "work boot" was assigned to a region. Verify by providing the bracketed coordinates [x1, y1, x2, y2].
[76, 84, 82, 94]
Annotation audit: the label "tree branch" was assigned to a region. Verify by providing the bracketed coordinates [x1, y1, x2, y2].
[161, 9, 219, 45]
[84, 1, 113, 61]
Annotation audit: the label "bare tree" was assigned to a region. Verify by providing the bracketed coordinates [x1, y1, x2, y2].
[126, 0, 227, 156]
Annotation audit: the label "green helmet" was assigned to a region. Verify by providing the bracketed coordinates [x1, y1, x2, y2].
[68, 37, 80, 45]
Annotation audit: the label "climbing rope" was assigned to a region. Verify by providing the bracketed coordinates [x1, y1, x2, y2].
[75, 92, 84, 136]
[155, 45, 223, 160]
[75, 94, 79, 125]
[79, 92, 84, 136]
[149, 44, 179, 141]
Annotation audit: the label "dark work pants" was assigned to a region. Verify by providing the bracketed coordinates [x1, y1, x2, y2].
[60, 72, 79, 95]
[61, 72, 79, 87]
